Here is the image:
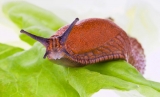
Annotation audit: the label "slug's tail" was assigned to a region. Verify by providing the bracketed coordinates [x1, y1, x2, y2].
[128, 37, 146, 74]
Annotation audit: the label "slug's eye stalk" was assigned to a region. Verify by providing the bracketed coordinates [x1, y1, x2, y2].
[60, 18, 79, 44]
[20, 30, 50, 58]
[20, 30, 49, 47]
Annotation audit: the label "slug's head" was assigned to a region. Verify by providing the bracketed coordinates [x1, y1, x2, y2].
[20, 18, 79, 59]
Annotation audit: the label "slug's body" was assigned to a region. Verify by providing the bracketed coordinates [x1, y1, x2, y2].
[21, 18, 145, 74]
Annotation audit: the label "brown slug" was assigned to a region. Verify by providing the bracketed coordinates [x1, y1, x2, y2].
[20, 18, 145, 74]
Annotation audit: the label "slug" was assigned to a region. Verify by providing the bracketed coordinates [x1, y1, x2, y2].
[20, 18, 145, 74]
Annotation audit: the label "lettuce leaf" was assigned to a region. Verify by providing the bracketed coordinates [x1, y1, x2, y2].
[0, 43, 137, 97]
[0, 43, 23, 60]
[1, 1, 160, 97]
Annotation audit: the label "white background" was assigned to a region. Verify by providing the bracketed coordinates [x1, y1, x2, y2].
[0, 0, 160, 97]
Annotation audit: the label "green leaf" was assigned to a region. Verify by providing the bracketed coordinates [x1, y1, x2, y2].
[85, 61, 160, 97]
[0, 43, 160, 97]
[85, 61, 160, 91]
[0, 43, 23, 60]
[3, 1, 66, 45]
[0, 43, 138, 97]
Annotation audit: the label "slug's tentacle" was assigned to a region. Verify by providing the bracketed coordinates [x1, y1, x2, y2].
[20, 30, 49, 47]
[20, 30, 53, 59]
[43, 51, 50, 58]
[60, 18, 79, 44]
